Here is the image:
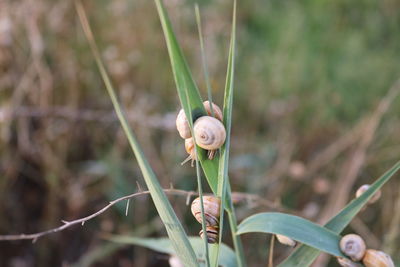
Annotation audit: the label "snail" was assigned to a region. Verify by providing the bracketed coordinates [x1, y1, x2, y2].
[191, 196, 221, 226]
[275, 234, 296, 247]
[176, 109, 191, 139]
[181, 138, 196, 166]
[199, 226, 219, 244]
[339, 234, 366, 261]
[193, 116, 226, 151]
[203, 100, 223, 121]
[175, 101, 223, 140]
[362, 249, 394, 267]
[355, 184, 381, 204]
[168, 255, 184, 267]
[337, 257, 358, 267]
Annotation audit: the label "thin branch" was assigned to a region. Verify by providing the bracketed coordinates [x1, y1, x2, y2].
[0, 188, 284, 242]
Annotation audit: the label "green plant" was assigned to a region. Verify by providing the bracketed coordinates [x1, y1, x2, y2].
[76, 0, 400, 266]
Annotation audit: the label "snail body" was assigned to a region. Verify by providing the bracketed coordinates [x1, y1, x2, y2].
[276, 234, 296, 247]
[191, 196, 221, 226]
[199, 226, 219, 244]
[356, 184, 381, 204]
[362, 249, 394, 267]
[339, 234, 366, 261]
[193, 116, 226, 150]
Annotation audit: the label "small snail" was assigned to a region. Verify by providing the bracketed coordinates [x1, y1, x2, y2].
[168, 255, 184, 267]
[337, 257, 358, 267]
[181, 138, 196, 166]
[339, 234, 366, 261]
[176, 109, 191, 139]
[193, 116, 226, 150]
[276, 234, 296, 247]
[362, 249, 394, 267]
[356, 184, 381, 204]
[191, 196, 221, 226]
[203, 100, 223, 121]
[199, 226, 219, 244]
[175, 101, 223, 140]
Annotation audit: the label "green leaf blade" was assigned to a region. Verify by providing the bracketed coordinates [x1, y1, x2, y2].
[237, 212, 345, 258]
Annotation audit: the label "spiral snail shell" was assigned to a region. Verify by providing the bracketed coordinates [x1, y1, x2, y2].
[203, 100, 223, 121]
[176, 109, 191, 139]
[339, 234, 366, 261]
[191, 196, 221, 226]
[199, 226, 219, 244]
[276, 234, 296, 247]
[356, 184, 381, 204]
[362, 249, 394, 267]
[193, 116, 226, 150]
[176, 101, 223, 140]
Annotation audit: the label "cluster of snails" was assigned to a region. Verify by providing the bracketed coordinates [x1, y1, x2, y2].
[176, 101, 226, 166]
[338, 234, 394, 267]
[191, 196, 221, 243]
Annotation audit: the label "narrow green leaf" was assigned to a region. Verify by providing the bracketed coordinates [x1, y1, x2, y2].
[106, 236, 238, 267]
[75, 3, 198, 266]
[237, 212, 345, 258]
[279, 160, 400, 266]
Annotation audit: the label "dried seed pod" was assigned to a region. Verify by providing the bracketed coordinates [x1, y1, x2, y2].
[362, 249, 394, 267]
[339, 234, 366, 261]
[203, 100, 223, 121]
[191, 196, 221, 226]
[199, 226, 219, 244]
[176, 109, 191, 139]
[276, 234, 296, 247]
[193, 116, 226, 150]
[337, 257, 358, 267]
[356, 184, 382, 204]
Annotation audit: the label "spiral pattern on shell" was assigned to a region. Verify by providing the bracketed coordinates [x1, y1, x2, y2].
[191, 196, 221, 226]
[199, 226, 219, 244]
[363, 249, 395, 267]
[339, 234, 366, 261]
[193, 116, 226, 150]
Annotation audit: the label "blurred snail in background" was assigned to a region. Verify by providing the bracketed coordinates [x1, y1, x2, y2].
[176, 101, 226, 165]
[336, 257, 358, 267]
[339, 234, 366, 261]
[168, 255, 184, 267]
[191, 196, 221, 226]
[362, 249, 394, 267]
[355, 184, 381, 204]
[275, 234, 296, 247]
[199, 226, 219, 244]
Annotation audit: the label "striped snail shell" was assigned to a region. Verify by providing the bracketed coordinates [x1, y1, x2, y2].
[193, 116, 226, 150]
[191, 196, 220, 226]
[362, 249, 394, 267]
[339, 234, 366, 261]
[199, 226, 219, 244]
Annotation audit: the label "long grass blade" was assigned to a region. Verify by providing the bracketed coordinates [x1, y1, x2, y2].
[75, 2, 198, 266]
[279, 160, 400, 266]
[237, 212, 345, 258]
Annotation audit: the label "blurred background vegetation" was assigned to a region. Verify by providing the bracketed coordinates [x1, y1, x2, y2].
[1, 0, 399, 266]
